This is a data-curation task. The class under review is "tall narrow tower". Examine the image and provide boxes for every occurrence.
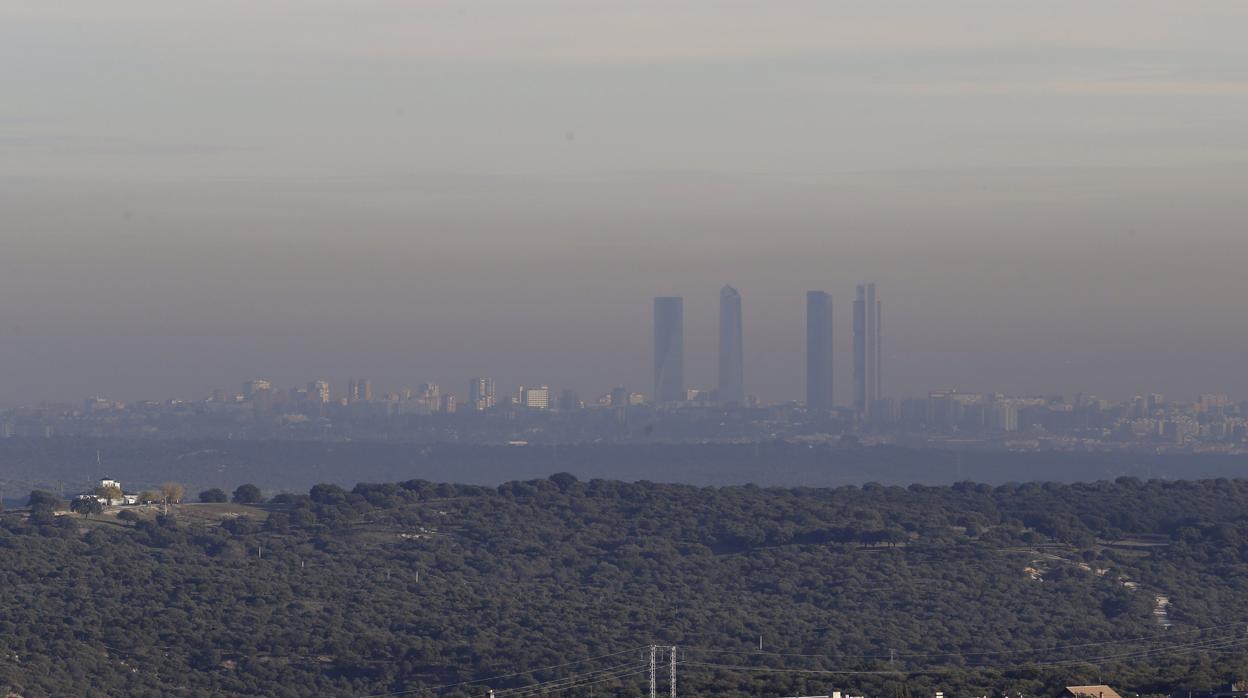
[718,286,745,406]
[853,283,882,415]
[468,377,496,410]
[653,297,684,404]
[805,290,834,410]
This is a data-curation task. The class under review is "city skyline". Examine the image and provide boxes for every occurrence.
[13,369,1248,456]
[59,371,1238,415]
[22,279,1248,413]
[11,283,1248,452]
[7,175,1248,410]
[9,276,1248,409]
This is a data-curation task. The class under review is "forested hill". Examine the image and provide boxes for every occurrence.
[6,436,1248,498]
[5,476,1248,697]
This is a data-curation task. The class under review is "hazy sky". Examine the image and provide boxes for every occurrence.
[3,1,1248,406]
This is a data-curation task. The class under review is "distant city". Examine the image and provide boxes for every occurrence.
[3,282,1245,453]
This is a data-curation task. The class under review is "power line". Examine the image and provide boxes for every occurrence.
[677,632,1248,678]
[508,667,651,697]
[679,660,906,676]
[953,633,1248,670]
[361,645,651,698]
[682,620,1248,662]
[495,666,651,698]
[1021,635,1248,669]
[492,659,645,696]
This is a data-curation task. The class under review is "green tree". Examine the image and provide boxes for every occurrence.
[94,484,123,506]
[232,484,264,504]
[70,497,103,517]
[198,488,228,503]
[27,489,60,512]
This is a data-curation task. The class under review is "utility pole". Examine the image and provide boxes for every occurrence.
[649,645,657,698]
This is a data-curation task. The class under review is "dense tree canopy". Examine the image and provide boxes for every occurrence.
[232,483,264,504]
[94,484,123,506]
[3,476,1248,697]
[26,489,59,512]
[69,497,102,517]
[198,488,228,503]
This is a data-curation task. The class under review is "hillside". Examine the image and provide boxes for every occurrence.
[3,476,1248,697]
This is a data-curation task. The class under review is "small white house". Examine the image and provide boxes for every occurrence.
[92,478,138,506]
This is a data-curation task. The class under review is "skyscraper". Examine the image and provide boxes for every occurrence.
[718,285,745,406]
[520,385,551,410]
[853,283,882,415]
[557,389,580,411]
[653,296,684,403]
[242,379,271,400]
[468,377,496,410]
[308,380,330,404]
[805,291,834,410]
[417,383,441,411]
[347,379,372,404]
[609,386,628,408]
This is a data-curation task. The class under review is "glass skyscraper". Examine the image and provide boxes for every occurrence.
[653,296,684,404]
[718,286,745,406]
[853,283,882,415]
[805,290,834,410]
[468,377,496,411]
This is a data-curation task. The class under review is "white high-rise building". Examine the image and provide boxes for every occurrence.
[520,385,551,410]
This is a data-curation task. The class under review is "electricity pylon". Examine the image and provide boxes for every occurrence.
[649,645,677,698]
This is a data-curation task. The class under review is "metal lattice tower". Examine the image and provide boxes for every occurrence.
[649,645,677,698]
[649,646,658,698]
[670,646,677,698]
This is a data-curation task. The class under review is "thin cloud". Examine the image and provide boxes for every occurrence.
[870,78,1248,97]
[7,1,1248,63]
